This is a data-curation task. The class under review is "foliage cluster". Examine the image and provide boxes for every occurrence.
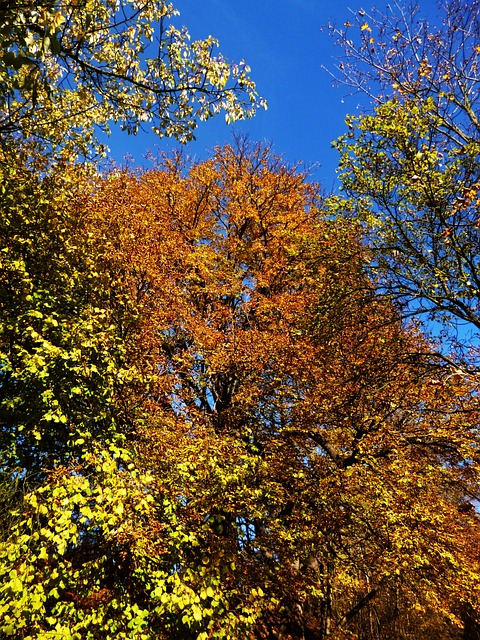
[331,0,480,359]
[0,0,265,157]
[1,1,480,640]
[1,140,479,639]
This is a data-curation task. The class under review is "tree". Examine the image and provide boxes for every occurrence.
[0,0,265,157]
[2,141,478,639]
[331,0,480,362]
[0,149,151,480]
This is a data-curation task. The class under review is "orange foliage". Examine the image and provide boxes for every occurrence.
[83,140,480,639]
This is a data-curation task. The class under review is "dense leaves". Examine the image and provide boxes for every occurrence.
[0,0,265,157]
[2,141,479,639]
[1,1,480,637]
[0,151,137,475]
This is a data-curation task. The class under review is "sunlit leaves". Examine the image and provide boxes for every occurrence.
[0,446,158,639]
[0,0,265,158]
[1,140,480,638]
[333,0,480,360]
[0,151,136,474]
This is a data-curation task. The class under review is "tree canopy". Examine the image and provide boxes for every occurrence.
[0,0,265,157]
[1,0,480,638]
[331,0,480,361]
[1,140,480,639]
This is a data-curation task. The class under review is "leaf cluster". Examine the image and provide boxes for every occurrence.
[2,141,479,639]
[0,0,265,158]
[332,0,480,361]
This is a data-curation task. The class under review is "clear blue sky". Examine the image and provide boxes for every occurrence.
[103,0,442,191]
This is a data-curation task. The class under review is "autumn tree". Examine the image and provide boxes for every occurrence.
[0,0,264,158]
[331,0,480,364]
[3,141,478,638]
[92,140,480,639]
[328,2,480,634]
[0,0,265,473]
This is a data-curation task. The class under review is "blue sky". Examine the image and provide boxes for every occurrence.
[103,0,441,191]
